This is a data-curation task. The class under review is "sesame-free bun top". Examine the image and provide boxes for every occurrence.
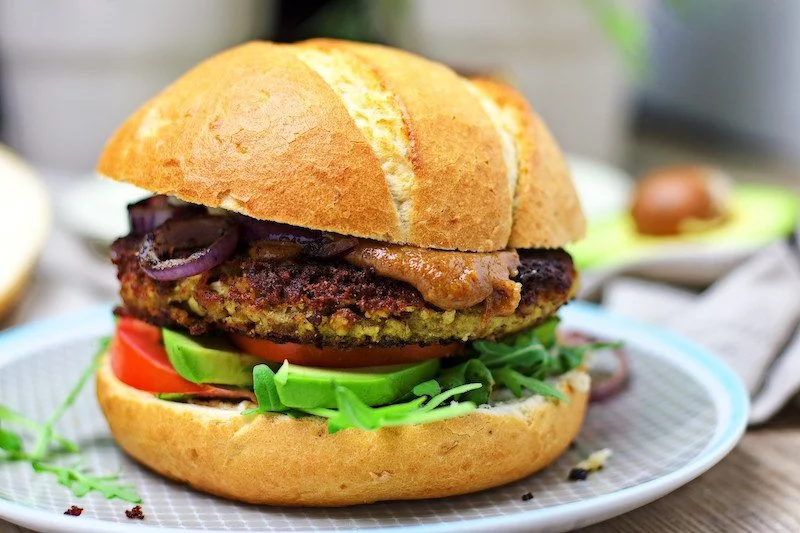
[97,39,584,252]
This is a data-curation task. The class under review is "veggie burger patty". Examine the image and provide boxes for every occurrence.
[112,235,577,347]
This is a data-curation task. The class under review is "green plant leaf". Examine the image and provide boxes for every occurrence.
[474,339,549,370]
[412,379,441,397]
[306,383,482,434]
[493,367,569,403]
[333,385,381,431]
[1,335,141,502]
[396,401,477,427]
[437,359,494,404]
[0,406,77,456]
[555,341,622,374]
[416,383,482,413]
[533,317,560,348]
[30,336,107,459]
[0,428,23,454]
[243,364,289,415]
[32,462,142,503]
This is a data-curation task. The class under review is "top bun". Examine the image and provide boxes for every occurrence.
[98,39,584,252]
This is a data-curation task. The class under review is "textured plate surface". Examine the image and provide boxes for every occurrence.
[0,302,748,533]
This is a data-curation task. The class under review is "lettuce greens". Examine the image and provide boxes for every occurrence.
[242,363,482,433]
[243,318,620,433]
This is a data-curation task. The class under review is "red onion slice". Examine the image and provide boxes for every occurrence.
[560,330,630,403]
[248,241,303,261]
[238,216,358,258]
[128,195,205,236]
[138,217,238,281]
[589,347,629,402]
[304,236,359,258]
[238,217,323,245]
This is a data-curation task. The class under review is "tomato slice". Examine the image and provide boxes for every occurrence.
[111,317,207,393]
[230,335,461,368]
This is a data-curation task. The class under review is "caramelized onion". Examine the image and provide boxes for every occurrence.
[127,195,205,236]
[138,217,238,281]
[239,217,357,258]
[304,236,359,258]
[238,218,322,245]
[248,241,303,261]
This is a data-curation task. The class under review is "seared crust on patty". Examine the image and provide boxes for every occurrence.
[112,236,576,346]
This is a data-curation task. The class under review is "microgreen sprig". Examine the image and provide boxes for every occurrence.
[243,363,483,433]
[462,317,621,403]
[0,336,142,502]
[306,383,482,434]
[32,462,141,503]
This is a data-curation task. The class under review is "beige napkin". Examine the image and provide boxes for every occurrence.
[583,233,800,425]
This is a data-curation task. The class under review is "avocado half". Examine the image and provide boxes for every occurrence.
[569,184,799,271]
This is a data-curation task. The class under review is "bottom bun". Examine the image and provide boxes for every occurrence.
[96,356,589,506]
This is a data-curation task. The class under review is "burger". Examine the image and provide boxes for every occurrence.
[96,39,589,506]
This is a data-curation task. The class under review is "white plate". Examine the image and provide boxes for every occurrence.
[0,302,748,533]
[58,178,149,245]
[566,154,633,222]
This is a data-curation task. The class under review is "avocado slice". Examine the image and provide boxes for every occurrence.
[274,359,440,409]
[162,328,264,386]
[569,184,799,270]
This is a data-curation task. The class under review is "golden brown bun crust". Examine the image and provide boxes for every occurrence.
[97,40,584,252]
[471,78,586,248]
[96,358,588,506]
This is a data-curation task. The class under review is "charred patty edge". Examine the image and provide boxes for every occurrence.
[112,236,577,347]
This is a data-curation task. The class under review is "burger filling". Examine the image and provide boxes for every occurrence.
[109,195,609,432]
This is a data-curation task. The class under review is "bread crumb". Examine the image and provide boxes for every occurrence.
[125,505,145,520]
[568,448,612,481]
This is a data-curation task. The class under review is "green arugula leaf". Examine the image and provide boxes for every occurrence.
[242,364,289,415]
[416,383,482,413]
[0,428,23,454]
[331,386,381,432]
[554,341,622,375]
[30,336,108,460]
[32,462,142,503]
[1,335,142,503]
[533,317,560,348]
[396,401,477,427]
[437,360,493,405]
[412,379,441,397]
[474,339,549,371]
[0,403,78,460]
[493,367,569,403]
[307,383,482,434]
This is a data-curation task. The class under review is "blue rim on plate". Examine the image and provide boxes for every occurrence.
[0,302,749,533]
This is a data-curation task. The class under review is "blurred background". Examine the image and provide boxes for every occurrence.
[0,0,798,326]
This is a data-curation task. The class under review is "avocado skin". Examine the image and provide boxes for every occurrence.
[162,328,264,386]
[274,359,440,409]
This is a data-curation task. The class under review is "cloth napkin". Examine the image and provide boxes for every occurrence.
[581,231,800,425]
